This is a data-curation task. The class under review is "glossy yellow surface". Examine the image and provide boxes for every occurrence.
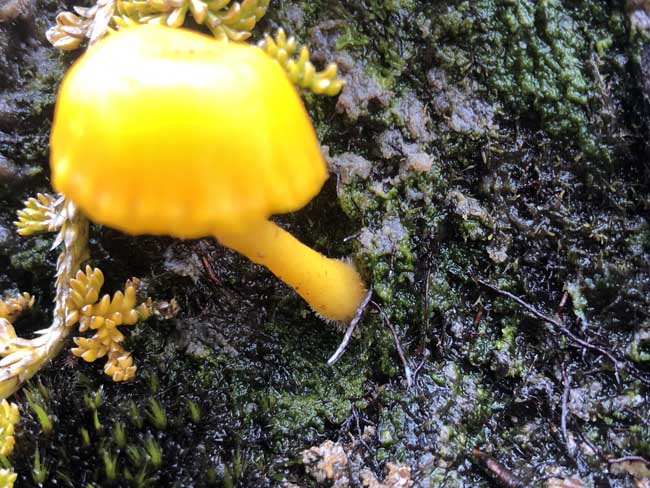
[51,25,327,238]
[51,25,367,322]
[218,221,367,323]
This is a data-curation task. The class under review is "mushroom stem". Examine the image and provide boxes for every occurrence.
[215,220,367,323]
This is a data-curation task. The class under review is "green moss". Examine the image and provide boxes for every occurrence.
[372,362,502,471]
[629,326,650,363]
[10,237,53,272]
[335,25,370,50]
[429,0,627,161]
[426,272,457,315]
[627,221,650,254]
[459,219,488,241]
[343,168,447,325]
[260,320,370,444]
[4,0,650,486]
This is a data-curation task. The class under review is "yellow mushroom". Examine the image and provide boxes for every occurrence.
[50,25,367,322]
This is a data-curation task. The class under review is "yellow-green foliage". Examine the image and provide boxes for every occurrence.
[114,0,270,41]
[0,400,19,457]
[45,1,345,97]
[14,193,60,236]
[0,194,160,402]
[0,468,17,488]
[46,0,270,50]
[0,399,19,487]
[24,384,54,436]
[259,28,345,96]
[66,266,153,382]
[0,196,86,401]
[0,292,34,324]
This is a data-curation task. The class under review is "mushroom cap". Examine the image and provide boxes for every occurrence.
[50,25,328,238]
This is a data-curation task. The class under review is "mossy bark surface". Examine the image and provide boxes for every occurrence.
[2,0,650,486]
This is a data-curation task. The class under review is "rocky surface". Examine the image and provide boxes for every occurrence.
[1,0,650,486]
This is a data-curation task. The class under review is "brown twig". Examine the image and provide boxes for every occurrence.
[577,430,605,462]
[473,308,484,327]
[607,455,650,466]
[472,449,526,488]
[200,254,221,286]
[327,289,373,366]
[412,351,427,381]
[371,301,413,388]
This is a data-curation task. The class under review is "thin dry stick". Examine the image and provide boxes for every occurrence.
[607,455,650,466]
[199,254,221,286]
[476,279,650,387]
[412,267,432,382]
[327,289,373,366]
[371,301,413,388]
[472,449,526,488]
[560,365,572,453]
[577,430,605,461]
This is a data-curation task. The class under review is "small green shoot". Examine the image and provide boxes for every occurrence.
[146,372,159,394]
[113,421,127,449]
[83,388,103,411]
[223,466,233,488]
[187,399,201,424]
[145,398,167,430]
[206,465,217,485]
[102,449,119,482]
[25,387,53,436]
[126,445,143,469]
[80,427,91,447]
[36,380,50,403]
[144,436,163,470]
[128,400,143,429]
[84,388,103,432]
[31,448,50,485]
[124,466,155,488]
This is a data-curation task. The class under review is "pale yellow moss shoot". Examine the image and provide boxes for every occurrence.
[0,398,19,487]
[0,399,19,457]
[50,25,367,322]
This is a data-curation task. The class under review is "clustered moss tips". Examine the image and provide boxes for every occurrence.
[46,0,345,96]
[14,193,62,236]
[0,292,48,401]
[0,400,19,457]
[66,266,153,382]
[65,266,105,326]
[47,11,91,50]
[0,198,88,402]
[114,0,270,42]
[45,0,115,50]
[31,448,49,485]
[46,0,270,50]
[0,195,167,401]
[46,1,347,100]
[0,469,16,488]
[0,292,34,324]
[0,399,19,487]
[259,28,345,96]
